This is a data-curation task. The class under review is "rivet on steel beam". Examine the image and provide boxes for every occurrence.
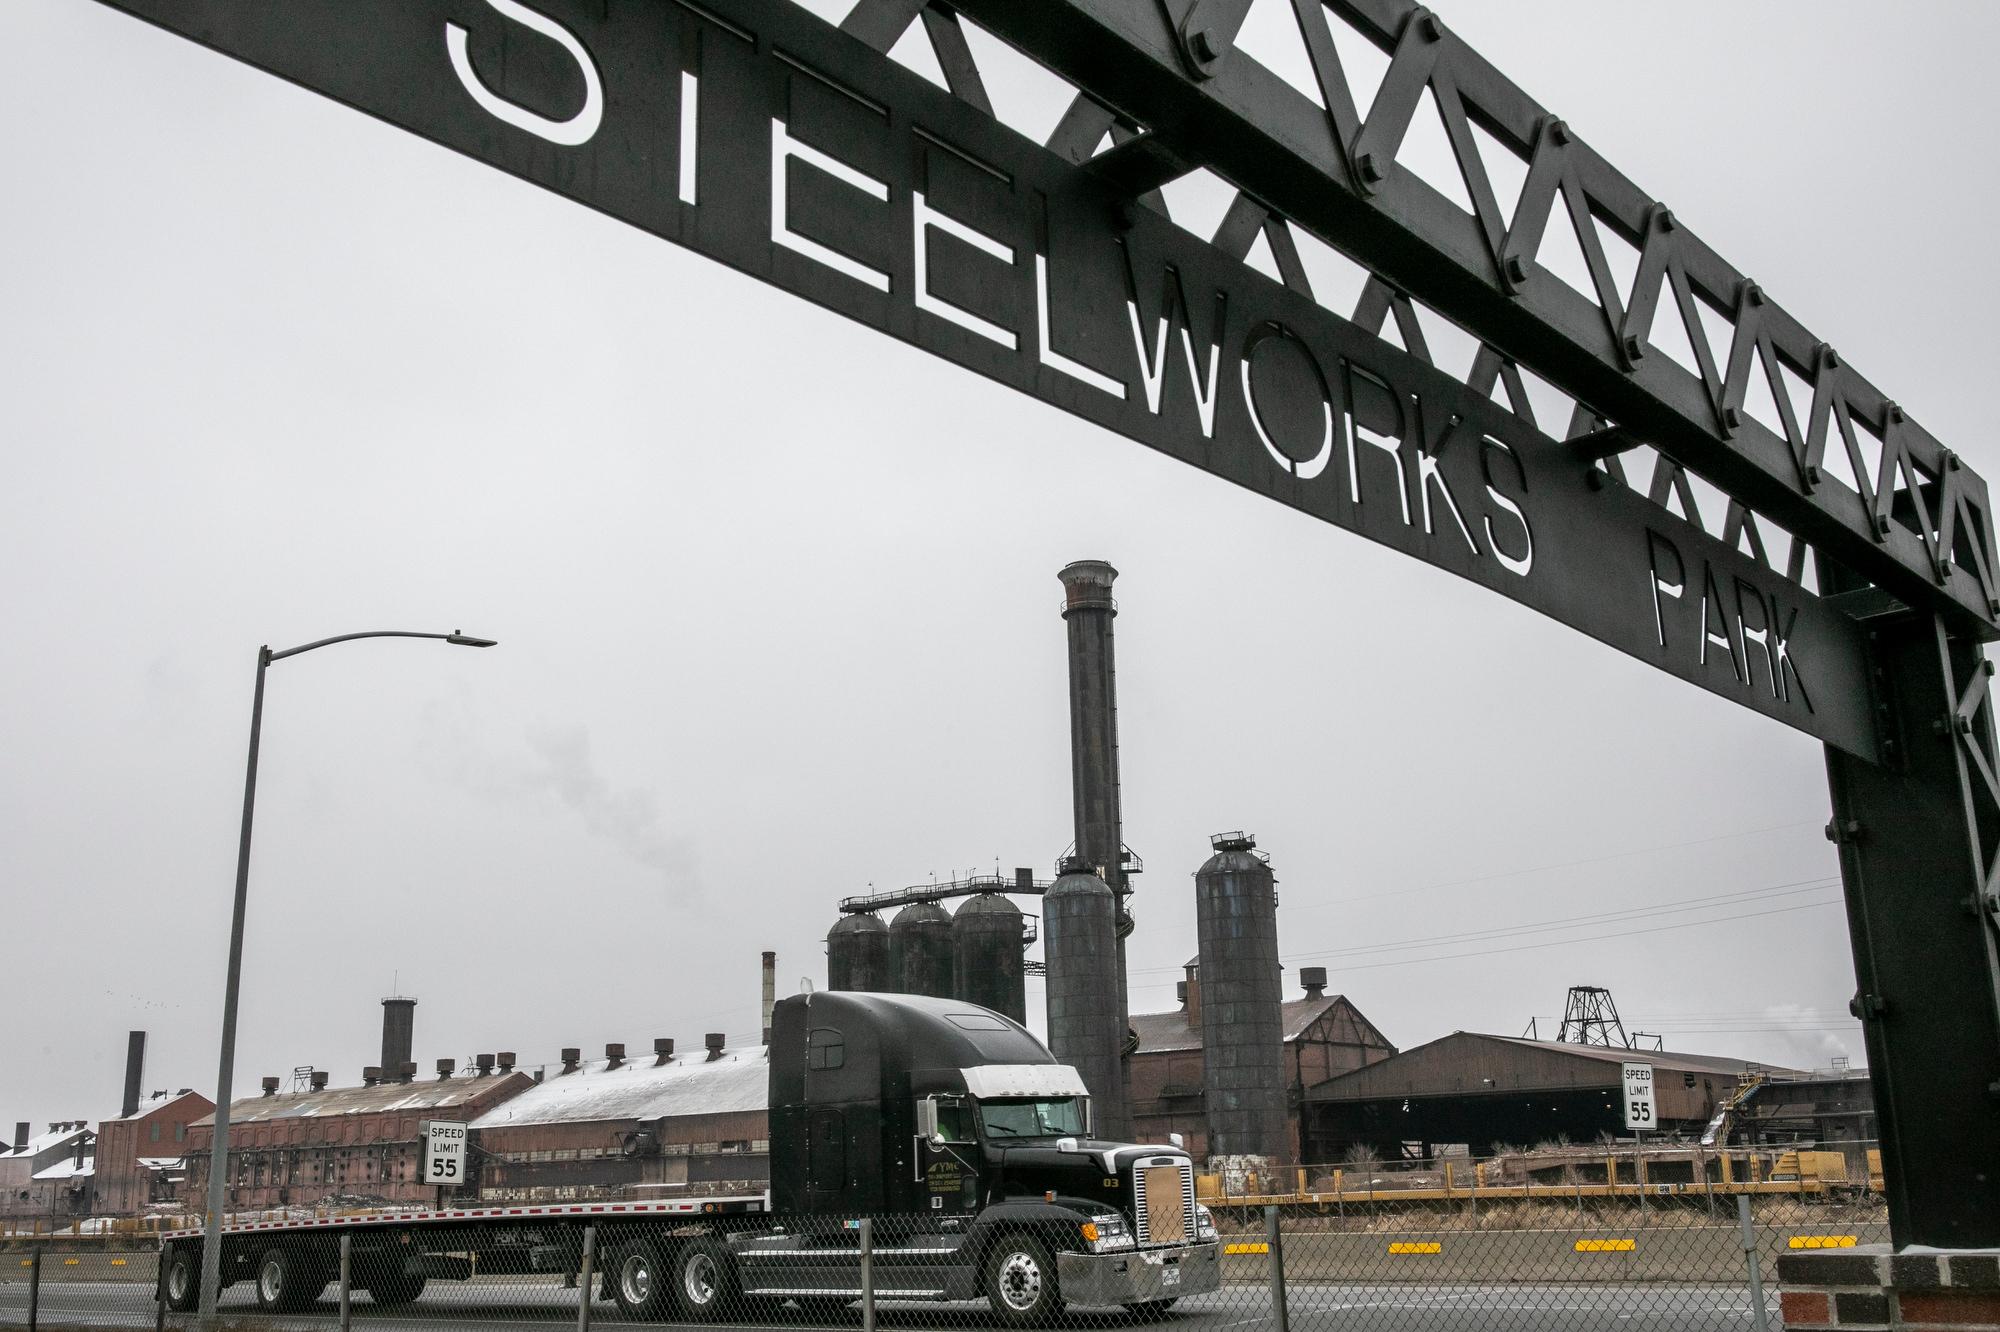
[1721,405,1742,433]
[1547,119,1571,146]
[1188,28,1221,63]
[1956,713,1974,734]
[1656,207,1676,232]
[1821,345,1841,369]
[1802,464,1822,490]
[1585,468,1609,492]
[1848,993,1887,1020]
[1415,11,1443,41]
[1621,334,1645,362]
[1357,152,1385,183]
[1946,450,1963,471]
[1939,559,1955,582]
[1886,403,1905,426]
[1982,660,1994,677]
[1503,254,1530,285]
[1743,282,1765,308]
[1874,514,1893,538]
[1824,818,1861,844]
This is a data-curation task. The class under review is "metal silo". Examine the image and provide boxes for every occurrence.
[1042,858,1130,1137]
[952,892,1027,1024]
[890,902,955,998]
[826,912,891,992]
[1195,832,1289,1163]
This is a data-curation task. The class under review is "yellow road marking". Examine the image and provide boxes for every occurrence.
[1389,1242,1442,1255]
[1223,1242,1270,1255]
[1788,1235,1858,1249]
[111,1258,127,1266]
[64,1258,79,1266]
[1575,1238,1636,1252]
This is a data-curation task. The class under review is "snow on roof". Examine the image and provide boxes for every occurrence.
[104,1091,205,1123]
[471,1048,769,1129]
[33,1156,95,1181]
[1478,1033,1801,1078]
[3,1126,91,1159]
[1131,994,1358,1054]
[200,1072,530,1125]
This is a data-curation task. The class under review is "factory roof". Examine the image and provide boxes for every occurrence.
[103,1091,206,1124]
[196,1072,532,1125]
[32,1156,95,1181]
[1305,1031,1802,1102]
[471,1048,769,1129]
[1130,993,1389,1054]
[2,1126,92,1159]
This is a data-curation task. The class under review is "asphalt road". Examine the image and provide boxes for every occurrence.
[0,1278,1781,1332]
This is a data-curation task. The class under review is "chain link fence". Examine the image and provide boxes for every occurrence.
[0,1181,1885,1331]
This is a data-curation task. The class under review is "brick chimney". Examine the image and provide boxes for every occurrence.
[1183,959,1202,1030]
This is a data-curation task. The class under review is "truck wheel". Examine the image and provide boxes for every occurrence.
[670,1238,739,1322]
[984,1235,1063,1326]
[254,1246,325,1312]
[609,1241,672,1320]
[365,1273,429,1308]
[161,1249,200,1312]
[1124,1298,1179,1318]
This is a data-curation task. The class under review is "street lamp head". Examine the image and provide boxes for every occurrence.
[445,631,498,648]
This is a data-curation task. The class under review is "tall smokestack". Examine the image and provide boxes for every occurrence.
[1196,833,1289,1164]
[121,1032,147,1120]
[1043,857,1128,1136]
[1058,560,1133,1119]
[761,951,777,1045]
[380,995,416,1077]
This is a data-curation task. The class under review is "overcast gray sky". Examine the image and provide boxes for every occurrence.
[6,0,1994,1135]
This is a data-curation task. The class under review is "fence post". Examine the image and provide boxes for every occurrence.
[155,1236,167,1332]
[27,1248,41,1332]
[337,1233,352,1332]
[1264,1205,1289,1332]
[1736,1194,1771,1332]
[575,1225,596,1332]
[859,1218,876,1332]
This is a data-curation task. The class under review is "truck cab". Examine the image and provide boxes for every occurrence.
[709,991,1219,1324]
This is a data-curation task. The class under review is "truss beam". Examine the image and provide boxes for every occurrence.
[952,0,2000,639]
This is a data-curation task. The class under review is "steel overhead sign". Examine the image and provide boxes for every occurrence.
[92,0,1877,760]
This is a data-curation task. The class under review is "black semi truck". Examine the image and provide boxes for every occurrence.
[159,992,1220,1324]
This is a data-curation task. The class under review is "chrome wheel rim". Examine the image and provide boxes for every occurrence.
[682,1252,716,1305]
[259,1260,283,1303]
[997,1250,1042,1312]
[621,1254,653,1305]
[167,1260,191,1302]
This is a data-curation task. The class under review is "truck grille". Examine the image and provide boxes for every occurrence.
[1132,1158,1195,1245]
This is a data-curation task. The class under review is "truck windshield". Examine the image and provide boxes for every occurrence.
[977,1097,1087,1139]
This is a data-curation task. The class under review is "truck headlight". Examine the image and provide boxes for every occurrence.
[1194,1204,1218,1242]
[1082,1214,1134,1252]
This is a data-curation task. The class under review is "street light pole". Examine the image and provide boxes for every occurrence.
[196,630,496,1326]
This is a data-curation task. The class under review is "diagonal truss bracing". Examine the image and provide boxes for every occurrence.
[948,0,2000,639]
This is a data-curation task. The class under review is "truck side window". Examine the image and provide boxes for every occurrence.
[807,1028,845,1070]
[933,1100,974,1143]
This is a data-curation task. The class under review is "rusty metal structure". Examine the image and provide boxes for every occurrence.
[1194,833,1289,1163]
[87,0,2000,1248]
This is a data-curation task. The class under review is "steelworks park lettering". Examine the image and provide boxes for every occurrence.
[93,0,1878,759]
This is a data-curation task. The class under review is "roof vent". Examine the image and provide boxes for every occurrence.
[605,1042,625,1070]
[705,1033,726,1061]
[436,1058,455,1080]
[362,1066,382,1087]
[399,1061,418,1083]
[496,1052,516,1073]
[310,1071,330,1091]
[654,1038,675,1066]
[561,1047,581,1075]
[260,1077,280,1097]
[475,1054,494,1077]
[1300,966,1328,999]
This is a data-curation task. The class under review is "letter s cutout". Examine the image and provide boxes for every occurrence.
[446,0,603,147]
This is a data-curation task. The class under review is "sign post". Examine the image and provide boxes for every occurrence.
[421,1120,466,1204]
[1623,1062,1655,1214]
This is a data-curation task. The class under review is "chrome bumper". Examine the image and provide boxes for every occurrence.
[1057,1242,1221,1307]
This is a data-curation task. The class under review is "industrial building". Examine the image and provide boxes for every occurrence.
[93,1090,209,1215]
[1300,1031,1796,1161]
[1129,963,1395,1162]
[468,1037,769,1201]
[0,1122,95,1221]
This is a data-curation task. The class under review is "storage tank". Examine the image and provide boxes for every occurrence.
[1195,832,1288,1162]
[826,912,891,992]
[952,892,1027,1023]
[1042,858,1130,1137]
[890,902,955,998]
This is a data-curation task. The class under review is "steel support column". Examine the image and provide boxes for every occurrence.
[1824,616,2000,1248]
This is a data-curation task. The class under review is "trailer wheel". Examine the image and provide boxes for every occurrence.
[609,1240,672,1320]
[670,1238,738,1322]
[984,1234,1063,1326]
[364,1273,428,1308]
[161,1248,200,1312]
[254,1245,325,1313]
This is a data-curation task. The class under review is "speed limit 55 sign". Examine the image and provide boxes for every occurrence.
[1621,1062,1656,1131]
[423,1120,467,1185]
